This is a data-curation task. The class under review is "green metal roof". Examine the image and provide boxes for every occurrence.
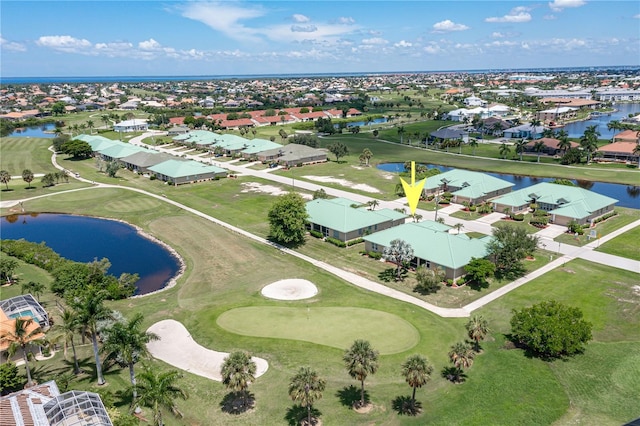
[491,182,618,219]
[363,221,490,269]
[149,159,227,178]
[306,198,406,233]
[241,139,283,154]
[424,169,513,195]
[98,143,153,159]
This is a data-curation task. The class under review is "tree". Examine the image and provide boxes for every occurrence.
[50,308,82,375]
[580,125,600,164]
[465,315,490,352]
[41,173,56,187]
[414,265,444,295]
[61,139,93,159]
[510,299,596,360]
[453,223,464,234]
[0,170,11,190]
[486,224,538,279]
[533,140,546,162]
[463,258,496,288]
[499,143,511,159]
[51,101,66,116]
[22,169,34,189]
[0,257,18,283]
[221,350,257,409]
[21,281,45,302]
[327,142,348,162]
[103,313,159,407]
[382,239,414,281]
[267,192,309,247]
[360,148,373,166]
[447,341,475,382]
[0,362,24,395]
[469,139,478,156]
[71,287,113,385]
[1,317,46,387]
[368,199,379,211]
[86,120,94,134]
[634,143,640,168]
[397,126,405,144]
[289,366,326,426]
[312,188,328,199]
[106,160,120,178]
[514,139,527,161]
[343,340,379,408]
[135,365,188,426]
[401,354,433,411]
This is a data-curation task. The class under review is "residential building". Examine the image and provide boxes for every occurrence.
[148,159,227,185]
[422,169,513,205]
[524,138,580,156]
[113,119,149,132]
[503,124,545,139]
[257,143,327,167]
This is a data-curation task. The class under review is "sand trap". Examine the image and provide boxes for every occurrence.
[241,182,312,199]
[302,175,381,193]
[261,279,318,300]
[147,320,269,381]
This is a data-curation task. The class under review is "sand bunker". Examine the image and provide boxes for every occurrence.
[302,175,381,193]
[241,182,312,199]
[261,279,319,300]
[147,320,269,381]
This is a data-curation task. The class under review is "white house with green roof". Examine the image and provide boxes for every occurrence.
[491,182,618,226]
[173,130,219,148]
[423,169,513,205]
[363,221,491,280]
[306,198,407,243]
[148,159,227,185]
[258,144,327,167]
[240,139,283,159]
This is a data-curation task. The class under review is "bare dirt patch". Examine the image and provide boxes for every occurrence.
[301,175,381,193]
[241,182,312,199]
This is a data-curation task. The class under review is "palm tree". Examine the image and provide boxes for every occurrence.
[533,139,546,162]
[50,308,82,375]
[289,366,326,426]
[499,143,511,159]
[101,114,110,129]
[135,365,188,426]
[607,120,622,141]
[515,139,527,161]
[580,125,600,164]
[22,169,34,189]
[469,139,478,156]
[103,313,159,407]
[361,148,373,166]
[401,354,433,411]
[556,130,571,154]
[453,223,464,235]
[343,339,379,408]
[448,341,475,382]
[0,170,11,190]
[397,126,405,144]
[20,281,45,302]
[71,287,112,385]
[1,317,46,387]
[221,351,257,409]
[368,200,380,211]
[86,120,95,134]
[465,315,490,352]
[633,143,640,168]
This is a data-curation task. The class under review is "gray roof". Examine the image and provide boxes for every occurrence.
[430,128,467,140]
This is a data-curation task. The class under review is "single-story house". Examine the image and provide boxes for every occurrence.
[0,381,113,426]
[148,159,227,185]
[613,129,640,143]
[75,134,119,152]
[429,128,468,144]
[119,151,175,173]
[596,142,639,163]
[240,139,283,159]
[96,142,155,161]
[363,220,492,281]
[524,138,580,156]
[306,197,407,243]
[503,124,545,140]
[257,143,327,167]
[1,294,49,362]
[423,169,514,205]
[492,182,618,226]
[113,119,148,132]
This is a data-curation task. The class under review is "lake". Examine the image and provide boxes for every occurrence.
[0,214,181,295]
[376,163,640,209]
[8,123,57,138]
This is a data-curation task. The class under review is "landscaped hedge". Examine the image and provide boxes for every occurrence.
[360,250,382,260]
[347,238,364,247]
[309,230,324,239]
[326,237,346,247]
[512,214,525,221]
[592,210,618,224]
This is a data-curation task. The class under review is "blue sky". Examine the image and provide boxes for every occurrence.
[1,0,639,77]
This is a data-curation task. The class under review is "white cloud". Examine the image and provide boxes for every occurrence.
[424,43,443,54]
[394,40,412,47]
[549,0,586,12]
[492,32,506,38]
[338,17,355,25]
[180,2,265,42]
[544,14,558,20]
[0,35,26,52]
[291,24,317,33]
[292,14,309,23]
[431,20,469,33]
[36,35,92,53]
[361,37,388,45]
[485,7,532,23]
[138,38,162,50]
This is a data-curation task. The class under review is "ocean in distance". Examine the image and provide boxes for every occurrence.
[2,65,638,85]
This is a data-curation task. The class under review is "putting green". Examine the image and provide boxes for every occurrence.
[217,306,419,355]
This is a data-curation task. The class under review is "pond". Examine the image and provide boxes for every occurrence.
[8,123,57,138]
[376,163,640,209]
[0,214,181,295]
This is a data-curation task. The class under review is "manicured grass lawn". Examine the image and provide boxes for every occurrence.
[217,307,420,355]
[0,137,58,175]
[596,225,640,260]
[554,207,640,247]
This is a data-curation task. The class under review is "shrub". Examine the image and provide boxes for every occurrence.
[533,209,548,217]
[309,230,324,239]
[149,175,157,180]
[347,238,364,247]
[592,210,617,224]
[469,205,477,212]
[567,220,584,235]
[512,214,525,221]
[529,216,549,226]
[365,251,382,260]
[326,237,346,248]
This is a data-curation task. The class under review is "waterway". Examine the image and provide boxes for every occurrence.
[376,163,640,209]
[0,214,181,295]
[7,123,56,138]
[562,102,640,138]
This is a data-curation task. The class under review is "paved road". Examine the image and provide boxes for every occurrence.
[2,135,637,318]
